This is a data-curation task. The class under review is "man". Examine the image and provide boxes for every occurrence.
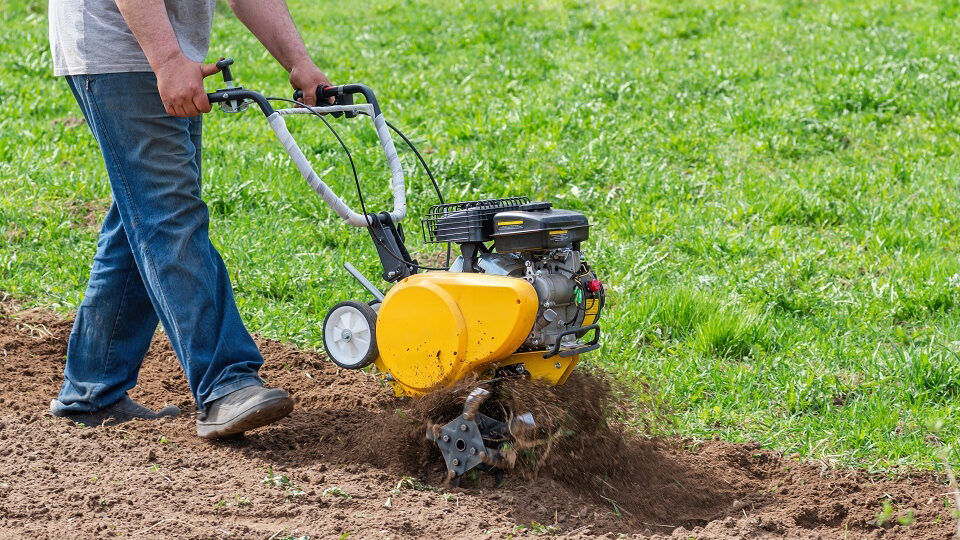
[47,0,332,438]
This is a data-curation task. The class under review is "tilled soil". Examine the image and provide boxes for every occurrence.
[0,298,956,539]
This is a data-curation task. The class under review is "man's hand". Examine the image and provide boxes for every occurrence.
[115,0,221,117]
[289,61,335,107]
[155,55,221,117]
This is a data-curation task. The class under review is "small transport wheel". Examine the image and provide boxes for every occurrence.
[322,300,379,369]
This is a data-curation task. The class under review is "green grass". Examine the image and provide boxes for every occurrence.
[3,0,960,472]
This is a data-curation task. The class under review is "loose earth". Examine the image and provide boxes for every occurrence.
[0,298,955,539]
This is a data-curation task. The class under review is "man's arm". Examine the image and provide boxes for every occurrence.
[115,0,221,117]
[226,0,333,106]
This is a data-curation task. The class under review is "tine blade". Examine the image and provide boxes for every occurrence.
[462,387,491,420]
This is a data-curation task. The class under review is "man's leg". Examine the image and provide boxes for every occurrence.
[53,201,169,410]
[56,72,273,416]
[52,76,175,421]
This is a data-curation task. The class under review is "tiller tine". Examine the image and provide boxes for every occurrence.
[426,387,535,486]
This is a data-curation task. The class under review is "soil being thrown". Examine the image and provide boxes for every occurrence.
[0,298,955,539]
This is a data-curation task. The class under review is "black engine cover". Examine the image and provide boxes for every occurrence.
[492,202,589,252]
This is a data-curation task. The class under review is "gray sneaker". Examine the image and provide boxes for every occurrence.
[50,394,181,427]
[197,385,294,439]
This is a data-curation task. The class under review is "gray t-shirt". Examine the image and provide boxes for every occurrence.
[49,0,216,76]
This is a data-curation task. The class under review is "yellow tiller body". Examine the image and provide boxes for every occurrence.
[373,272,590,396]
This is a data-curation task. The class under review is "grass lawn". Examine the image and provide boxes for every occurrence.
[3,0,960,472]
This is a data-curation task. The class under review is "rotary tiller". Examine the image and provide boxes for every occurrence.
[206,59,605,485]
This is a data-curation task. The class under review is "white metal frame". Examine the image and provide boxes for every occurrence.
[266,103,406,227]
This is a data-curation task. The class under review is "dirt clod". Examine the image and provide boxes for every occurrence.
[0,299,955,538]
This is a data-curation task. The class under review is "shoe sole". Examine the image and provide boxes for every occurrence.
[197,395,294,439]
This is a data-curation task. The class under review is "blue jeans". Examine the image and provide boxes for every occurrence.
[51,72,263,414]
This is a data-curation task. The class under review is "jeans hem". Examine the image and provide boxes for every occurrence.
[202,376,263,410]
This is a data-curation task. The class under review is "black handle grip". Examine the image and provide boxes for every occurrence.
[206,88,274,116]
[293,85,338,102]
[293,86,355,118]
[292,84,380,117]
